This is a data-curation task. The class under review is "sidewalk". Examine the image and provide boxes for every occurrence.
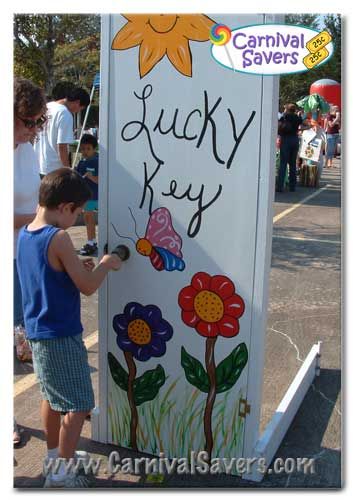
[14,160,341,488]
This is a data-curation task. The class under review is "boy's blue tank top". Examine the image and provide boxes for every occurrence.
[16,225,83,340]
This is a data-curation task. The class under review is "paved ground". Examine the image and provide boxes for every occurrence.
[14,160,341,489]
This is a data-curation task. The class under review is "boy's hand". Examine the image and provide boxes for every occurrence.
[101,253,122,271]
[83,173,98,183]
[53,230,119,296]
[82,258,95,272]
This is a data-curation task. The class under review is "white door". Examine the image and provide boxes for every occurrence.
[97,13,278,470]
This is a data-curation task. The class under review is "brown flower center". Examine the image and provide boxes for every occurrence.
[148,15,178,34]
[128,319,152,345]
[194,290,224,323]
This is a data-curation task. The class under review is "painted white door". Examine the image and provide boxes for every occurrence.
[97,13,278,469]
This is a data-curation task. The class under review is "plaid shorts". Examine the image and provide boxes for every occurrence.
[29,334,95,413]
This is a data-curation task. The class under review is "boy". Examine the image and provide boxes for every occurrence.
[35,87,90,176]
[16,169,122,488]
[75,134,99,256]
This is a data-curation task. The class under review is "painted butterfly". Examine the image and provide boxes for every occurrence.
[112,207,185,272]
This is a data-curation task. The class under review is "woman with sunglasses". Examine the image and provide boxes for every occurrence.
[14,78,47,445]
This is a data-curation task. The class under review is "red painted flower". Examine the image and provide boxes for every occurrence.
[178,272,245,338]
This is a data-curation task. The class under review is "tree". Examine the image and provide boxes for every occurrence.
[14,15,100,94]
[285,14,320,30]
[318,14,341,82]
[53,36,100,93]
[279,14,341,109]
[279,14,320,108]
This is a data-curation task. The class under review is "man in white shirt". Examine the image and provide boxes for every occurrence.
[35,87,90,176]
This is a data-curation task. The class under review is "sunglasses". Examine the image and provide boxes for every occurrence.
[17,114,48,129]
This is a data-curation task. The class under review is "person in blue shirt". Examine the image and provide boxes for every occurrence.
[75,134,99,256]
[17,168,122,488]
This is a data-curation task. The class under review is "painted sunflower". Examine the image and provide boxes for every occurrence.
[113,302,173,361]
[111,14,215,78]
[178,272,245,338]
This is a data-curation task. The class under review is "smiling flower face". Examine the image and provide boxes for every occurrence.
[112,14,215,78]
[113,302,173,361]
[178,272,245,338]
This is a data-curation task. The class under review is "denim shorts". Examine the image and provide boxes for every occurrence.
[29,334,95,413]
[326,134,339,160]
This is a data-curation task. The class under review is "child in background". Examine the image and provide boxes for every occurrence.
[76,134,99,256]
[17,169,122,488]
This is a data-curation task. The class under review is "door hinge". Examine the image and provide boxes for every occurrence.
[238,398,251,418]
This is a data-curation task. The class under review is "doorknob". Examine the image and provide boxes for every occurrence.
[112,244,130,261]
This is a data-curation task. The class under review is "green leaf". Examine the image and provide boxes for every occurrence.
[133,365,166,406]
[215,343,248,394]
[108,352,128,392]
[181,346,210,393]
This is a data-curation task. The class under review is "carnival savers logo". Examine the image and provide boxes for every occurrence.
[210,24,334,75]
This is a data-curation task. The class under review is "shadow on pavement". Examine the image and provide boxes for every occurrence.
[271,233,341,273]
[256,368,341,488]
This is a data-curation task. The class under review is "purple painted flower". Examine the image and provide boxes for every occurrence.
[112,302,173,362]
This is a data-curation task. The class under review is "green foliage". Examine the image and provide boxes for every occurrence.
[285,14,320,30]
[133,364,166,406]
[108,351,128,391]
[181,343,248,394]
[279,14,341,108]
[181,346,210,392]
[215,343,248,393]
[54,35,100,93]
[108,352,166,406]
[109,378,246,462]
[320,14,341,82]
[14,14,100,94]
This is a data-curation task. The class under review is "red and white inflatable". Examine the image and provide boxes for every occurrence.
[310,78,341,109]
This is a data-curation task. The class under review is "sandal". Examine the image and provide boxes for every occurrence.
[13,419,21,446]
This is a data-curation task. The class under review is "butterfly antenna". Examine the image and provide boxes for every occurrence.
[128,207,141,239]
[110,223,135,244]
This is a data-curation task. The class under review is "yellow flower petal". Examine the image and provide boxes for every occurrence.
[166,37,192,77]
[147,15,178,34]
[111,21,145,50]
[111,13,216,78]
[122,14,149,24]
[177,14,216,41]
[139,38,167,78]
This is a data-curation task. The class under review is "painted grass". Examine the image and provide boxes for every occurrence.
[108,374,246,467]
[108,384,131,447]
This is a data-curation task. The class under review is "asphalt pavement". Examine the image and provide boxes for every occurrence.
[14,159,341,489]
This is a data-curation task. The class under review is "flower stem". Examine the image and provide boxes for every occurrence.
[204,336,217,461]
[124,351,138,451]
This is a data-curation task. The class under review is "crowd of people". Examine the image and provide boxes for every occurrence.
[13,77,123,487]
[276,102,341,192]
